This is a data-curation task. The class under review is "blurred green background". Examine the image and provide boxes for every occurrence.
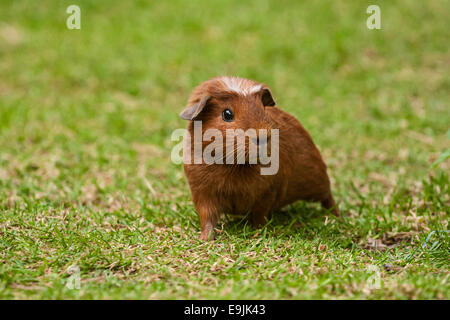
[0,0,448,299]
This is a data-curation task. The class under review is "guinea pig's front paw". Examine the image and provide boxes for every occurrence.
[199,229,215,241]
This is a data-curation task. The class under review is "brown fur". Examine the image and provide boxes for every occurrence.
[180,77,339,240]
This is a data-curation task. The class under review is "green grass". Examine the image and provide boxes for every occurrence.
[0,0,449,299]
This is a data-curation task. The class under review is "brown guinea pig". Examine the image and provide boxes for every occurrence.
[180,76,339,240]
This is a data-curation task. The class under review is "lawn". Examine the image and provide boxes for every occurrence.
[0,0,448,299]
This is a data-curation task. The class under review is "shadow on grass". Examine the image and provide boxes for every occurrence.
[218,201,349,245]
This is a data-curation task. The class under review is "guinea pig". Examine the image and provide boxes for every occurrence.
[180,76,339,240]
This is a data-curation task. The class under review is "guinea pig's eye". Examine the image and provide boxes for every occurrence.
[222,109,234,122]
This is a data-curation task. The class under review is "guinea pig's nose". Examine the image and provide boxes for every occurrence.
[251,136,267,146]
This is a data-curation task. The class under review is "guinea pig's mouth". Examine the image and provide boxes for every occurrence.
[222,140,272,166]
[193,127,276,168]
[251,137,268,146]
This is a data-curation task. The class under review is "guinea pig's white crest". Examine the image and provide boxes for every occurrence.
[219,76,262,96]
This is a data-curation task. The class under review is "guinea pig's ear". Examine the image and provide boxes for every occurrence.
[261,88,276,107]
[179,95,211,120]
